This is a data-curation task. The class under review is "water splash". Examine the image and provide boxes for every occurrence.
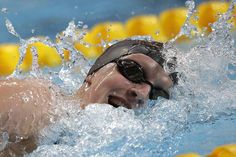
[1,0,236,156]
[0,132,9,151]
[4,20,92,92]
[164,0,236,125]
[28,103,185,157]
[30,46,42,77]
[56,20,92,92]
[5,18,21,39]
[170,0,198,43]
[1,8,8,14]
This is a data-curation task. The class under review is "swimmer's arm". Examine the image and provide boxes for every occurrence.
[0,79,55,155]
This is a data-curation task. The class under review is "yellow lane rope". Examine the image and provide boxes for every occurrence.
[0,1,235,76]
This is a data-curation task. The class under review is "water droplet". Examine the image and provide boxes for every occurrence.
[0,132,9,151]
[78,21,83,26]
[82,25,88,29]
[1,8,8,14]
[22,95,30,102]
[155,31,160,36]
[97,33,102,37]
[185,0,195,11]
[5,18,20,38]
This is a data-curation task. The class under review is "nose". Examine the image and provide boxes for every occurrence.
[127,83,151,100]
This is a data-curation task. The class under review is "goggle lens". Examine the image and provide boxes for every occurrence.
[116,59,170,100]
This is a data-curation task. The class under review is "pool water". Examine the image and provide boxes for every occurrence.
[1,0,236,157]
[177,115,236,155]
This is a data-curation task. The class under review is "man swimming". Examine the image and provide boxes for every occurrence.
[0,39,176,156]
[76,39,175,108]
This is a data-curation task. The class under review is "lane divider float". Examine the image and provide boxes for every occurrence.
[0,1,235,76]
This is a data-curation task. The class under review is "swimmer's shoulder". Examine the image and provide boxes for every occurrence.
[0,78,58,155]
[0,78,57,101]
[0,79,55,105]
[0,78,57,133]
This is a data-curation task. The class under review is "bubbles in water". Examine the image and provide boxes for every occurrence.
[28,103,184,157]
[1,0,236,156]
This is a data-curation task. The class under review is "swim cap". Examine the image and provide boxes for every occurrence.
[87,39,165,76]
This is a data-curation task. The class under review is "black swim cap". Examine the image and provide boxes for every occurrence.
[87,39,165,76]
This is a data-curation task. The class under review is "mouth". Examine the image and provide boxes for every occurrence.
[108,95,131,109]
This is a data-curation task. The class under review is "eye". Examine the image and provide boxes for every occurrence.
[118,59,145,83]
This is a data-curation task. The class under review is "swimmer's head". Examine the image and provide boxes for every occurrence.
[88,39,165,76]
[81,39,176,109]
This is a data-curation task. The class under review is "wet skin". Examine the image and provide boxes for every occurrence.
[0,79,56,156]
[0,53,173,156]
[77,53,173,109]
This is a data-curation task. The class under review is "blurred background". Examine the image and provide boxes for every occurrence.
[0,0,235,75]
[0,0,205,43]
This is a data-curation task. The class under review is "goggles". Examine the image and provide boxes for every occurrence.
[115,58,170,100]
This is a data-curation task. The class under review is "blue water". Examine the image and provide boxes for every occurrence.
[1,0,236,156]
[176,115,236,155]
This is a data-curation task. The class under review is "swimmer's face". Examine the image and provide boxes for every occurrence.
[83,53,173,109]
